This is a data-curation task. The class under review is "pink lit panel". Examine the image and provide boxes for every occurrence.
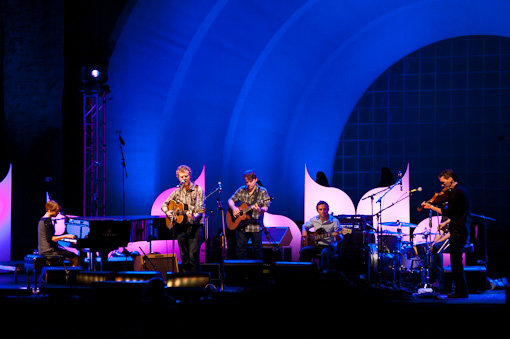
[305,163,411,237]
[144,165,206,263]
[304,164,355,222]
[0,165,12,261]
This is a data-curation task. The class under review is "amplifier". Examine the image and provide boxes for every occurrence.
[133,254,178,280]
[334,215,372,231]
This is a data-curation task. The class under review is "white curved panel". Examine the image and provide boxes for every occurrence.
[304,164,355,222]
[357,164,410,234]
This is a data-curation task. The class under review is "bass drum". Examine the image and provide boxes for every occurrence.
[367,243,398,283]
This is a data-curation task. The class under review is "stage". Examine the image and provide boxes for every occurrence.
[0,263,507,337]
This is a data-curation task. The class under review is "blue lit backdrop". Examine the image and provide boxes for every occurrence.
[107,0,510,223]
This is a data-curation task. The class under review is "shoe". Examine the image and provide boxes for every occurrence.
[447,293,468,299]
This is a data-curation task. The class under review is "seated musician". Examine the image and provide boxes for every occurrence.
[300,201,343,271]
[38,200,79,266]
[161,165,204,272]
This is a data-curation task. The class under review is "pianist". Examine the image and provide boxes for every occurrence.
[38,200,79,266]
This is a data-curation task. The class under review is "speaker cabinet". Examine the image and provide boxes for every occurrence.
[133,254,178,280]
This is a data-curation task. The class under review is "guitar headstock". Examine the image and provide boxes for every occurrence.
[262,196,274,204]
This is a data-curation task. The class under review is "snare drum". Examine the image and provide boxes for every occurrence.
[406,241,428,260]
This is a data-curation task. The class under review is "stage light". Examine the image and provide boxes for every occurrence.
[81,65,108,85]
[90,69,100,78]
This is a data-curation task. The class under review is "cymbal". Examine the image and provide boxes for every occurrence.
[380,221,418,228]
[381,230,408,236]
[413,231,440,236]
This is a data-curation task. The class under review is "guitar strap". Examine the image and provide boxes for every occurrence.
[238,185,263,230]
[254,186,265,230]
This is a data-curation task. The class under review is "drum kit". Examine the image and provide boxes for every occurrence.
[366,220,439,289]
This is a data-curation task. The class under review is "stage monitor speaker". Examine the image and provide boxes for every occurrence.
[76,271,115,285]
[115,271,163,282]
[261,227,292,247]
[133,254,178,280]
[224,260,264,286]
[166,272,210,288]
[40,267,82,285]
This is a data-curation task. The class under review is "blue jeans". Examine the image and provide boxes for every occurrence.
[237,229,263,260]
[176,224,203,272]
[299,244,337,270]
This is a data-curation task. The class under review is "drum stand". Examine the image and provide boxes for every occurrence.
[415,211,436,293]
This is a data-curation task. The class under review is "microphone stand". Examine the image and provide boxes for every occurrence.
[374,180,400,285]
[139,246,158,271]
[117,131,128,217]
[373,189,417,286]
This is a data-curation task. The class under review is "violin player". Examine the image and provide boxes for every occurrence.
[421,169,471,298]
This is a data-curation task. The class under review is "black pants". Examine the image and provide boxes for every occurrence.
[449,234,468,295]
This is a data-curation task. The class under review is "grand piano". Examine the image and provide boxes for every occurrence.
[62,215,166,270]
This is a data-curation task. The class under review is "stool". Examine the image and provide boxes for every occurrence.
[24,254,68,289]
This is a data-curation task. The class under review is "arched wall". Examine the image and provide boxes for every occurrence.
[107,0,510,221]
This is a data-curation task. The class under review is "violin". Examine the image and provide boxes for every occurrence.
[417,186,452,212]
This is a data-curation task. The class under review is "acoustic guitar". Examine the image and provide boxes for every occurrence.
[165,200,205,229]
[302,227,352,247]
[226,196,273,230]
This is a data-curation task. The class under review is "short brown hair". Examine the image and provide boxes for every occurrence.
[316,200,329,210]
[243,170,257,181]
[439,169,458,182]
[45,200,60,213]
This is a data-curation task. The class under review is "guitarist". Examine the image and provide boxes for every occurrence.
[227,170,269,260]
[299,201,343,271]
[161,165,204,272]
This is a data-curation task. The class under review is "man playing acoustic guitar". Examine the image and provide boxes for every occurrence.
[228,170,270,260]
[300,200,345,271]
[161,165,204,272]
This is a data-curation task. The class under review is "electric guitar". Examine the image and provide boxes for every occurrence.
[165,200,205,229]
[302,227,352,247]
[226,196,273,230]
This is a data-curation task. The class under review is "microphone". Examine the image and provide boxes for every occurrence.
[397,171,403,191]
[218,182,222,191]
[116,130,125,146]
[177,180,185,188]
[408,187,422,193]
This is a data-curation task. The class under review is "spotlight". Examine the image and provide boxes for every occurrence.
[81,65,108,84]
[90,69,100,78]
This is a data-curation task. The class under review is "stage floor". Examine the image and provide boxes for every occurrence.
[0,267,507,336]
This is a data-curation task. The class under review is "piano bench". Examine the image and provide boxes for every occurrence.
[24,254,68,289]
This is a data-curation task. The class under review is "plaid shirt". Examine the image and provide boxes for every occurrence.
[230,185,269,232]
[161,183,204,225]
